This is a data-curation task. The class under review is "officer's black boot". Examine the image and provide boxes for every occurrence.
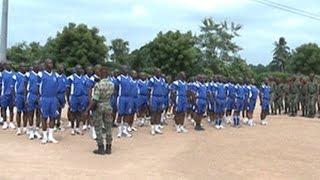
[195,123,205,131]
[105,144,112,155]
[93,144,105,155]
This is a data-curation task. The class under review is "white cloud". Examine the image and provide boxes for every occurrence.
[157,0,249,12]
[131,5,149,18]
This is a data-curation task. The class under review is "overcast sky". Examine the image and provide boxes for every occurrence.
[5,0,320,65]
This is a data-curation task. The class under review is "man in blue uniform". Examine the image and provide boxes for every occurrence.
[171,72,188,133]
[260,78,270,125]
[26,63,42,139]
[15,63,28,135]
[56,64,67,131]
[82,66,95,131]
[127,70,138,133]
[1,62,16,130]
[215,76,227,130]
[226,78,236,125]
[114,65,133,138]
[148,69,166,135]
[39,59,59,144]
[233,80,245,128]
[137,72,149,127]
[191,74,206,131]
[247,79,259,127]
[67,64,86,135]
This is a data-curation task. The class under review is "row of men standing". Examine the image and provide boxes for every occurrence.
[269,73,319,117]
[0,60,101,144]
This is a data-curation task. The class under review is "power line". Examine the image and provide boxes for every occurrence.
[251,0,320,22]
[261,0,320,18]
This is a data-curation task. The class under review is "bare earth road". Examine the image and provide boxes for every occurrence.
[1,109,320,180]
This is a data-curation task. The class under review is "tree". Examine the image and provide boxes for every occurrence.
[197,17,242,74]
[7,41,44,65]
[271,37,290,72]
[109,38,129,64]
[43,23,108,67]
[289,43,320,75]
[130,31,199,78]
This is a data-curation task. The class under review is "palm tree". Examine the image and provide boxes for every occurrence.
[272,37,290,72]
[109,38,129,64]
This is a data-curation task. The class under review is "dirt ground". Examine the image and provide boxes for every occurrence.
[1,107,320,180]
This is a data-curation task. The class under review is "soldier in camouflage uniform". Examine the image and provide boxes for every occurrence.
[274,78,283,115]
[86,66,114,155]
[299,77,308,116]
[269,77,276,115]
[282,77,290,114]
[288,77,299,116]
[307,73,318,118]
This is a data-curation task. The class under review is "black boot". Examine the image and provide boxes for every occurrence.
[93,144,105,155]
[105,144,112,155]
[195,123,205,131]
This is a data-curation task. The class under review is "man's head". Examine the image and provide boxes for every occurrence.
[309,72,315,81]
[45,59,53,71]
[131,70,138,79]
[155,68,161,78]
[75,64,82,75]
[139,72,147,80]
[95,64,102,75]
[19,63,27,73]
[177,71,186,81]
[120,65,129,75]
[99,66,108,78]
[86,66,93,76]
[32,61,40,73]
[57,64,65,74]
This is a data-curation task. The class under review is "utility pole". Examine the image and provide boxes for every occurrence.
[0,0,8,62]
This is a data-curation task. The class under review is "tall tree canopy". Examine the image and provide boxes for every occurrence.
[44,23,108,67]
[7,42,44,64]
[289,43,320,75]
[109,38,129,64]
[271,37,290,72]
[129,30,199,78]
[197,17,242,75]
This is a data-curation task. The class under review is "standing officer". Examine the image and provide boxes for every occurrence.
[288,77,299,116]
[307,73,318,118]
[86,66,114,155]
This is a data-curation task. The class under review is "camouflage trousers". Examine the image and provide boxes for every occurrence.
[288,94,298,115]
[307,94,317,117]
[92,111,113,145]
[300,96,307,116]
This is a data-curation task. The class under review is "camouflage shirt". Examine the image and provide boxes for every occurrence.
[307,80,318,95]
[92,78,114,112]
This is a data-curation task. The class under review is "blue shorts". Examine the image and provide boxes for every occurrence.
[27,93,39,112]
[235,98,244,113]
[248,99,257,112]
[137,95,148,111]
[1,94,14,108]
[150,96,165,113]
[226,97,235,111]
[57,93,66,109]
[69,95,87,112]
[216,98,226,114]
[175,96,188,113]
[15,94,27,112]
[40,97,58,119]
[261,98,270,111]
[195,98,207,115]
[117,96,134,116]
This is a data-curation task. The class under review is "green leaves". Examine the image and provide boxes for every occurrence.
[289,43,320,75]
